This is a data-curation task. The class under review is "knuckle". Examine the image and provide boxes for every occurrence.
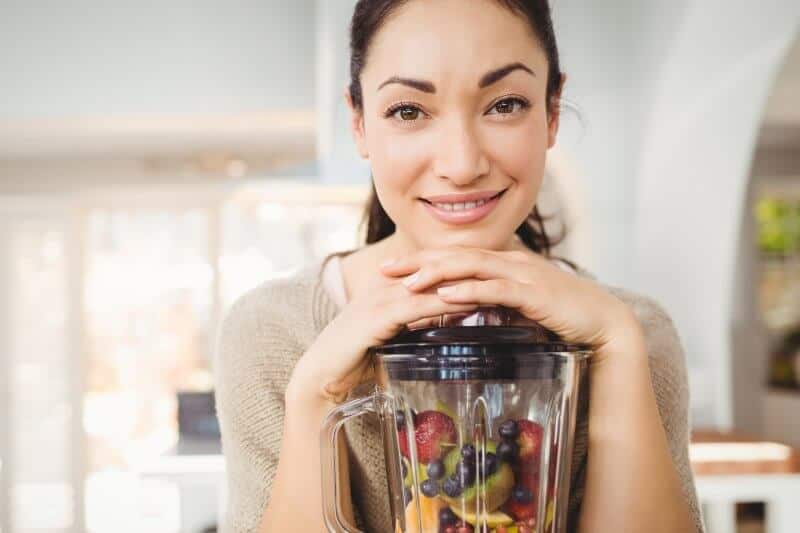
[508,250,529,263]
[492,278,513,293]
[475,249,492,264]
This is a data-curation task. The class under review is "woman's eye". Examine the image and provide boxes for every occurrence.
[390,105,422,121]
[487,97,529,115]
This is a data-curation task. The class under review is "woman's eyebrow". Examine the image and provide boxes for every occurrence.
[377,62,535,93]
[377,76,435,93]
[478,62,535,88]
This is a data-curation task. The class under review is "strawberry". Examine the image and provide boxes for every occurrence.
[413,410,457,463]
[398,428,410,459]
[516,419,544,466]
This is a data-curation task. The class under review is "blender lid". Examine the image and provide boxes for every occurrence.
[378,306,590,351]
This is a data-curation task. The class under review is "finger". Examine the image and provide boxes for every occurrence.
[384,292,480,332]
[406,316,441,330]
[379,246,478,275]
[401,251,536,292]
[435,278,551,322]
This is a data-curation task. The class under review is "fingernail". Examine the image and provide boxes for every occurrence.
[381,258,397,268]
[437,285,456,296]
[402,271,420,287]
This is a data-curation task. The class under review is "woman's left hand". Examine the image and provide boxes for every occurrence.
[380,246,644,359]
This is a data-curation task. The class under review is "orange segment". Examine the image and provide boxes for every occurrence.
[404,494,447,533]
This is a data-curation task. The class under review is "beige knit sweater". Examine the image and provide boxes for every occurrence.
[214,255,705,532]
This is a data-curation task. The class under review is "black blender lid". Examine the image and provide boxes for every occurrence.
[372,307,589,381]
[375,306,590,352]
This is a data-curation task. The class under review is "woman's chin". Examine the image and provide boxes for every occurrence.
[418,228,513,251]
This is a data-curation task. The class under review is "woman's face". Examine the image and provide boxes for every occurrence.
[348,0,563,252]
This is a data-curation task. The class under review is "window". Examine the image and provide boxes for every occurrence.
[1,181,369,532]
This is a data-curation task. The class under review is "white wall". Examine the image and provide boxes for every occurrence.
[552,0,693,285]
[632,0,800,428]
[0,0,316,119]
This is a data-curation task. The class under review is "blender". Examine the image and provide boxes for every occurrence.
[321,306,590,533]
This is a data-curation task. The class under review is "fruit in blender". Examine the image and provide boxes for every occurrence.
[516,420,543,463]
[503,477,538,522]
[440,441,515,512]
[426,458,446,480]
[496,440,519,463]
[413,410,458,463]
[403,456,428,488]
[450,506,514,528]
[403,493,447,533]
[399,428,411,459]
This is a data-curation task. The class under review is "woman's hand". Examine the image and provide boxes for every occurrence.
[287,263,481,410]
[380,246,644,359]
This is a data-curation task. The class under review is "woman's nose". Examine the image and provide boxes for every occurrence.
[432,117,490,185]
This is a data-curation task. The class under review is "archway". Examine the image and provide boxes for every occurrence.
[633,3,800,429]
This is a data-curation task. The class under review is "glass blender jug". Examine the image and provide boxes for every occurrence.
[321,306,591,533]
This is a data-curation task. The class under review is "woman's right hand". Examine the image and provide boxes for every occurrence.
[286,269,479,409]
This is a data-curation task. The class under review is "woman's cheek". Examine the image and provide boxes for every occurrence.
[369,124,433,189]
[483,119,547,187]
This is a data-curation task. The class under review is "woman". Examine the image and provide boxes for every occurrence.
[215,0,704,531]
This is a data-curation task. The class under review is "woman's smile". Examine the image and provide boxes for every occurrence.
[419,187,508,225]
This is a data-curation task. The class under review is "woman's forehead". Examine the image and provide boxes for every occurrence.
[362,0,548,87]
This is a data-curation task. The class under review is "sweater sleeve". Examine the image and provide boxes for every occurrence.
[610,287,706,533]
[213,284,303,533]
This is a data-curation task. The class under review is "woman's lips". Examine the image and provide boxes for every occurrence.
[420,189,506,225]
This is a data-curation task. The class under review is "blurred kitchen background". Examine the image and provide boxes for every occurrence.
[0,1,799,532]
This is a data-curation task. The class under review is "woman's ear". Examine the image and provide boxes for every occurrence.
[547,72,567,149]
[344,87,369,159]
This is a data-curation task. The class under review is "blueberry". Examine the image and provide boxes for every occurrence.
[512,485,533,504]
[403,486,413,503]
[439,506,458,526]
[457,460,476,487]
[497,440,519,462]
[461,443,476,462]
[427,459,445,480]
[420,478,440,497]
[498,419,519,440]
[442,476,463,497]
[396,410,406,430]
[480,452,498,476]
[401,459,408,479]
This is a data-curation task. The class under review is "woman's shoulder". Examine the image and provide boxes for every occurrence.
[599,281,689,398]
[216,264,323,362]
[570,263,687,377]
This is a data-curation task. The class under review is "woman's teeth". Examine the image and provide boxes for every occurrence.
[432,198,489,211]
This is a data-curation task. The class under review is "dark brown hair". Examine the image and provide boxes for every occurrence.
[342,0,575,268]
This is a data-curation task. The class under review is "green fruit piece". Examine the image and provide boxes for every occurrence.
[545,499,555,529]
[402,457,428,488]
[490,526,518,533]
[435,399,458,420]
[451,506,514,527]
[441,440,515,513]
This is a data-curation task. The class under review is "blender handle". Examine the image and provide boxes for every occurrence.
[320,391,387,533]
